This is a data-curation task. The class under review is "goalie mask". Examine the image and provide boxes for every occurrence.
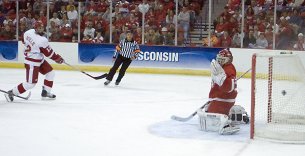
[216,49,233,66]
[229,105,249,125]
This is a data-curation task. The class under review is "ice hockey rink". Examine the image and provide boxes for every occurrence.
[0,68,304,156]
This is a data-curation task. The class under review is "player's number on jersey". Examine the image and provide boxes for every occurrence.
[25,45,31,53]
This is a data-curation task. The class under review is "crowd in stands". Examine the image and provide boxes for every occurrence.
[204,0,305,50]
[0,0,203,46]
[0,0,303,50]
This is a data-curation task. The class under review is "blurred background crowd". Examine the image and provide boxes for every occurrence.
[0,0,304,50]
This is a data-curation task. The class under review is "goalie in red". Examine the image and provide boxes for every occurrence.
[4,21,64,102]
[197,48,248,135]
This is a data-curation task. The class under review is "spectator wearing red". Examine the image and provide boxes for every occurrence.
[85,0,97,16]
[146,9,157,27]
[95,14,108,32]
[96,0,109,13]
[215,17,228,36]
[218,31,232,47]
[155,4,167,26]
[59,24,73,42]
[220,6,232,22]
[227,16,238,35]
[128,1,138,12]
[257,18,267,33]
[228,0,241,11]
[163,0,175,11]
[2,0,16,14]
[113,13,127,29]
[245,6,255,25]
[38,11,47,26]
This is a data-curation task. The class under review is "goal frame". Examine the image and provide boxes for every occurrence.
[250,52,305,143]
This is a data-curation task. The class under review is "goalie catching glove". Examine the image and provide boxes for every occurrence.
[210,59,226,86]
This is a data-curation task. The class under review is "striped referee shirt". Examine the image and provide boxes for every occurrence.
[113,39,140,59]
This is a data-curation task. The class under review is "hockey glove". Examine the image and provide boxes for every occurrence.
[212,72,226,86]
[210,59,225,75]
[211,59,226,86]
[54,54,64,64]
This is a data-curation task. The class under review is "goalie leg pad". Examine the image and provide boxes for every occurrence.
[197,109,240,135]
[229,105,250,125]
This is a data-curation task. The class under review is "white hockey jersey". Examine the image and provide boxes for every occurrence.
[23,29,59,66]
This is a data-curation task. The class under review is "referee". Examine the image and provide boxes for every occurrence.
[104,30,140,86]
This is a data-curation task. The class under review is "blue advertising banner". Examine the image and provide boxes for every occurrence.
[79,43,222,69]
[0,41,18,61]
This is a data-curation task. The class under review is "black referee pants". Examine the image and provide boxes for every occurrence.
[106,54,132,82]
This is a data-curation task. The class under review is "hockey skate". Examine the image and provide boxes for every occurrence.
[41,87,56,100]
[115,81,120,85]
[219,124,240,135]
[104,80,111,86]
[4,90,14,102]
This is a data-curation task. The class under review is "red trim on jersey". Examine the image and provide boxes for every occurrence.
[25,57,43,62]
[40,61,53,75]
[44,80,53,88]
[17,83,26,94]
[25,64,39,83]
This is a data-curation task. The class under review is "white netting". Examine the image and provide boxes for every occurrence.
[252,52,305,143]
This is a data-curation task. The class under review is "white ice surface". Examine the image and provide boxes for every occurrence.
[0,68,304,156]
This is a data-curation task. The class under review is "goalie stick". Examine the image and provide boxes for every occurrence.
[171,68,251,122]
[64,61,108,80]
[0,89,31,100]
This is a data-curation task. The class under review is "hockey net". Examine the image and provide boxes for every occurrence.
[251,52,305,143]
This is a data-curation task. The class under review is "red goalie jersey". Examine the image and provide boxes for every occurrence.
[207,49,237,115]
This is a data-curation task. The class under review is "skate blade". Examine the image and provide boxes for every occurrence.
[41,97,56,100]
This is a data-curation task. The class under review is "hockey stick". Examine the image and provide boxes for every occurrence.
[171,68,252,122]
[0,89,31,100]
[64,61,108,80]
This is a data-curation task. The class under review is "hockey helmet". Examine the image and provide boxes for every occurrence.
[34,20,45,35]
[216,48,233,66]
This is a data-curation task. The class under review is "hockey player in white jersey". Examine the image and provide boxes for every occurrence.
[4,21,64,102]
